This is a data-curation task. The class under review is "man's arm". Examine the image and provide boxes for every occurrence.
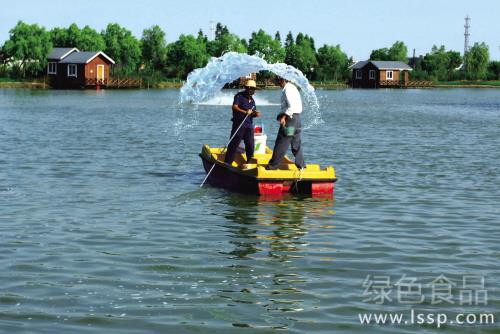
[232,103,253,115]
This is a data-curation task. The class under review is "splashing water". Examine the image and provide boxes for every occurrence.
[198,92,279,106]
[179,52,322,129]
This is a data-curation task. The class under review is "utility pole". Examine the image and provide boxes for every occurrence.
[210,20,215,41]
[464,15,471,71]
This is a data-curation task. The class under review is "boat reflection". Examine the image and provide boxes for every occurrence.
[218,193,335,328]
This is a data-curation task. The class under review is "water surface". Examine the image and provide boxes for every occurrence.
[1,88,499,333]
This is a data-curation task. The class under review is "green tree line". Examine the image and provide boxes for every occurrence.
[1,21,499,82]
[370,41,497,81]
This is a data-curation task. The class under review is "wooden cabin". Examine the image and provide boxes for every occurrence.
[239,73,257,85]
[224,73,257,89]
[351,61,412,88]
[47,48,115,88]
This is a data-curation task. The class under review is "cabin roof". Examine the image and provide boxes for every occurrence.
[48,47,79,60]
[371,61,412,70]
[59,51,115,64]
[351,60,412,70]
[350,60,369,69]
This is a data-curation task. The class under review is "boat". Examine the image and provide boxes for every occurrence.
[199,144,337,196]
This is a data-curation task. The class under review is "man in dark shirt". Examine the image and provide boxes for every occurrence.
[224,80,261,167]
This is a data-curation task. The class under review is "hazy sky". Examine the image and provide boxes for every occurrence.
[1,0,499,60]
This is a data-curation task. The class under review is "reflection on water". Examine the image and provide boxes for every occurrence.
[219,193,335,329]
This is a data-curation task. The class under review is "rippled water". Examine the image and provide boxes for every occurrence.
[1,88,499,333]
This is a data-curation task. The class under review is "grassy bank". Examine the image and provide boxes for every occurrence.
[311,81,349,89]
[0,78,183,89]
[0,78,48,88]
[434,80,500,88]
[152,80,184,89]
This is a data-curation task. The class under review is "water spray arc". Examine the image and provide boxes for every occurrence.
[179,52,322,129]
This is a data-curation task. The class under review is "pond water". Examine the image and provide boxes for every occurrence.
[0,88,499,333]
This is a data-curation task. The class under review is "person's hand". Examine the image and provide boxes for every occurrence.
[246,109,254,115]
[253,110,261,117]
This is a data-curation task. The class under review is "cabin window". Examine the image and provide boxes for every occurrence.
[386,70,393,80]
[369,70,375,80]
[67,64,77,77]
[47,62,57,74]
[355,70,362,79]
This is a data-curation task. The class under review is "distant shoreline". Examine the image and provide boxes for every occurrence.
[433,84,500,88]
[1,80,500,90]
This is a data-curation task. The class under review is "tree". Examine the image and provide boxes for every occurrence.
[446,50,462,79]
[241,38,248,50]
[214,23,229,40]
[274,31,281,45]
[0,45,8,76]
[141,25,168,72]
[370,41,408,62]
[78,25,106,51]
[420,45,462,81]
[166,34,208,78]
[282,31,318,78]
[207,33,247,57]
[196,29,209,61]
[102,23,142,74]
[289,33,317,78]
[50,24,105,51]
[421,46,444,80]
[465,42,489,80]
[206,23,246,57]
[284,31,294,49]
[197,29,208,44]
[487,61,500,80]
[66,23,81,48]
[304,34,316,51]
[316,44,350,81]
[50,27,69,47]
[248,29,285,63]
[0,46,5,63]
[370,47,389,61]
[3,21,52,77]
[388,41,408,62]
[284,31,296,65]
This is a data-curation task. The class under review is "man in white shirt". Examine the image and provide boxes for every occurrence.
[267,77,305,170]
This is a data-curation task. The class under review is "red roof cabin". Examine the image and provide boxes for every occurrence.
[47,47,115,88]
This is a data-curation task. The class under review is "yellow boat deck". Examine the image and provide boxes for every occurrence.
[201,144,336,180]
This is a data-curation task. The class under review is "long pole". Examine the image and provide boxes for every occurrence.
[200,113,251,187]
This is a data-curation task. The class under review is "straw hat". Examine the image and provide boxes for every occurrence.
[244,79,258,89]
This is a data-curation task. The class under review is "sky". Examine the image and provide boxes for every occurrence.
[1,0,499,60]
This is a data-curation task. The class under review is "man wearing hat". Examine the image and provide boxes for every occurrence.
[267,77,305,170]
[224,79,261,167]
